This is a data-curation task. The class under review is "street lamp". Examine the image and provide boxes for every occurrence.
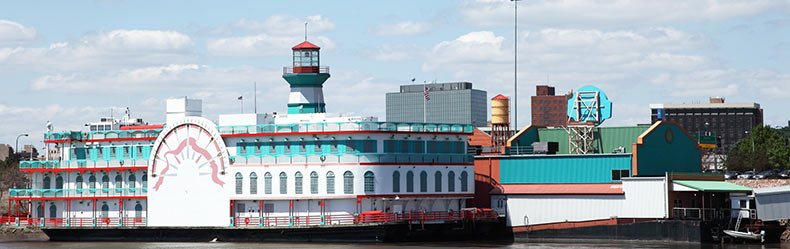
[15,134,29,157]
[745,130,754,171]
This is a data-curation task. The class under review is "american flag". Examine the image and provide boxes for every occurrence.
[424,86,430,101]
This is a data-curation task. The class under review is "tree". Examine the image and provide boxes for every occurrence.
[726,125,790,171]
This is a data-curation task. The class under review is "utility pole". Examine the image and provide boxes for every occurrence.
[511,0,520,132]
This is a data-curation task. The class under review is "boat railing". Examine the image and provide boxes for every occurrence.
[673,207,756,221]
[230,153,473,165]
[9,188,147,199]
[45,129,161,141]
[10,217,147,227]
[217,121,474,136]
[231,210,498,227]
[20,159,149,170]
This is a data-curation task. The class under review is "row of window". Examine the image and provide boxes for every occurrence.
[234,170,368,195]
[384,140,465,154]
[237,140,376,157]
[233,170,470,195]
[41,173,148,190]
[72,145,153,161]
[236,140,467,157]
[392,170,468,193]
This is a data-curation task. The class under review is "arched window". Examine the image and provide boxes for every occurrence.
[128,173,136,189]
[142,173,147,189]
[279,172,288,194]
[115,174,122,189]
[264,172,272,194]
[102,174,110,192]
[310,171,318,194]
[343,171,354,194]
[235,172,243,194]
[295,172,303,194]
[43,175,51,189]
[135,203,143,218]
[434,171,442,192]
[101,203,109,218]
[55,175,64,189]
[49,204,57,218]
[406,171,414,193]
[392,171,400,193]
[461,171,469,192]
[364,171,375,193]
[89,175,96,189]
[326,171,335,194]
[448,171,455,192]
[250,172,258,194]
[420,171,428,192]
[76,175,84,191]
[37,204,43,218]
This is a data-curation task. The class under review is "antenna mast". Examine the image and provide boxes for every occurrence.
[304,22,308,41]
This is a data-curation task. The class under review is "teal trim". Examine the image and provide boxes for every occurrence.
[115,147,124,161]
[282,73,330,87]
[102,147,111,161]
[287,103,326,114]
[142,146,151,159]
[499,154,632,184]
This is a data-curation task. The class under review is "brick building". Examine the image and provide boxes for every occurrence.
[531,85,571,127]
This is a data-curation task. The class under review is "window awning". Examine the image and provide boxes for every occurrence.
[673,180,751,192]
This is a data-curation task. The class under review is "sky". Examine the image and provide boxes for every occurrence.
[1,0,789,151]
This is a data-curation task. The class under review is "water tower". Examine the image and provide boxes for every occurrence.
[491,94,511,149]
[283,41,330,114]
[566,85,612,154]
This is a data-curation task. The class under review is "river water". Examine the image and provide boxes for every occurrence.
[2,238,790,249]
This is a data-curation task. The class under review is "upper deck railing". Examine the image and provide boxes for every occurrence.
[9,187,147,199]
[44,129,162,142]
[217,121,474,136]
[45,122,474,142]
[20,159,149,170]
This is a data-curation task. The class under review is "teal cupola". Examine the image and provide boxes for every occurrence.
[283,41,330,114]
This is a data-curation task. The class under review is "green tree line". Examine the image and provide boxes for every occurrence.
[725,125,790,171]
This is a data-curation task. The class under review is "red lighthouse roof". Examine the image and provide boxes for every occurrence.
[492,94,509,100]
[292,41,320,50]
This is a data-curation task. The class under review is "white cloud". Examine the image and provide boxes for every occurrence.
[93,30,192,52]
[210,15,335,35]
[459,0,789,28]
[369,21,432,36]
[651,69,740,97]
[29,64,283,93]
[207,34,335,57]
[368,44,423,61]
[0,29,195,72]
[422,31,509,71]
[0,20,37,45]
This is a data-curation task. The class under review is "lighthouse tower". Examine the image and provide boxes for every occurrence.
[283,41,330,114]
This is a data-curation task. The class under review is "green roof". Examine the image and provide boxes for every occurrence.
[674,180,752,192]
[534,126,649,154]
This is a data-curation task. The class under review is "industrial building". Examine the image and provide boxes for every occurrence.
[470,86,752,240]
[649,97,763,151]
[531,85,571,127]
[386,82,487,127]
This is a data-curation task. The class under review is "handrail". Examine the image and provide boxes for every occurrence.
[232,210,498,227]
[217,121,474,135]
[9,188,147,198]
[20,159,150,170]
